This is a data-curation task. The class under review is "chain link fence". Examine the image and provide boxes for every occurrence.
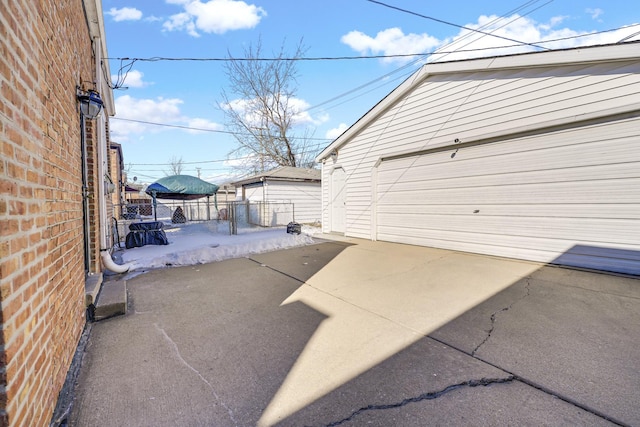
[115,199,294,239]
[119,199,227,222]
[228,201,294,234]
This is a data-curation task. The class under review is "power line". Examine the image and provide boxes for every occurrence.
[112,6,640,178]
[305,27,640,114]
[129,167,233,173]
[105,38,635,63]
[112,117,229,133]
[307,0,552,114]
[431,0,552,60]
[126,142,328,167]
[105,25,640,116]
[104,25,640,65]
[129,158,246,166]
[111,117,333,141]
[105,45,539,63]
[103,45,549,63]
[365,0,550,51]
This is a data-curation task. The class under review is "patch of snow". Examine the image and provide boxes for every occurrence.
[116,221,317,272]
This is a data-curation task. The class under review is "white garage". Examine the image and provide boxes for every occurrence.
[316,42,640,275]
[232,166,322,224]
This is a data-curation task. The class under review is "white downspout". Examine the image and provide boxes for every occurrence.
[94,36,131,273]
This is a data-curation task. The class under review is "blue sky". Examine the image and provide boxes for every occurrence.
[102,0,640,185]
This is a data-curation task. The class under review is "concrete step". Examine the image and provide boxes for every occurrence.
[85,273,103,307]
[94,279,127,321]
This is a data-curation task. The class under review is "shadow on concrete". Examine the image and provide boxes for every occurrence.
[70,241,353,426]
[273,244,640,427]
[550,244,640,276]
[71,241,640,426]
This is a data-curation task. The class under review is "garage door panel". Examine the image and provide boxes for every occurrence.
[378,137,635,182]
[377,214,638,245]
[377,203,640,220]
[375,119,640,274]
[377,163,639,193]
[379,179,640,205]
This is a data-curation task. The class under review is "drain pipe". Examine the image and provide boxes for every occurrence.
[93,36,132,274]
[100,250,130,273]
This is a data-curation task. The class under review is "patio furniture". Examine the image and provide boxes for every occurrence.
[125,221,169,249]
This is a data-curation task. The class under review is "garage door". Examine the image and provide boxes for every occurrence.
[376,119,640,275]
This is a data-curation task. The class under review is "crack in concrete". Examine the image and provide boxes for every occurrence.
[154,323,238,426]
[472,278,532,356]
[427,335,629,427]
[321,376,516,427]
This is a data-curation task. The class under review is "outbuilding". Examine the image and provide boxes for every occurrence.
[232,166,322,224]
[316,42,640,275]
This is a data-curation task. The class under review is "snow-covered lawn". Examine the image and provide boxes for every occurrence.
[116,221,318,272]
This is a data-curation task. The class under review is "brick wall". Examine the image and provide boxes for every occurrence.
[0,1,103,425]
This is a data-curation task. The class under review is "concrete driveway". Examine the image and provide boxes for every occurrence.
[70,236,640,426]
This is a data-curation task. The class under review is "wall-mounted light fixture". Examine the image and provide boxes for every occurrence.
[77,88,104,119]
[330,150,338,161]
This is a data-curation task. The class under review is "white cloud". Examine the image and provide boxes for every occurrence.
[288,98,329,126]
[432,14,548,61]
[163,0,266,36]
[436,14,640,61]
[186,117,223,134]
[341,28,440,64]
[164,12,199,36]
[111,70,150,89]
[222,95,325,127]
[111,95,221,141]
[586,8,604,20]
[326,123,348,140]
[342,14,640,65]
[107,7,143,22]
[144,16,163,23]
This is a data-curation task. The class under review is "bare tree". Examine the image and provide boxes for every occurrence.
[219,38,316,171]
[166,155,184,176]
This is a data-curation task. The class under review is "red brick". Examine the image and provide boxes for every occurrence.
[0,257,19,280]
[1,0,107,423]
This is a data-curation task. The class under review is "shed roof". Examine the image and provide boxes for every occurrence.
[316,41,640,162]
[232,166,321,187]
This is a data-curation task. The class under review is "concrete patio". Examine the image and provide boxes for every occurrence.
[69,236,640,426]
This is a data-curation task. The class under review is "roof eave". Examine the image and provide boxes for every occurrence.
[83,0,115,116]
[315,41,640,162]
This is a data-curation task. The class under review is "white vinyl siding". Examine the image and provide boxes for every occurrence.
[250,180,321,224]
[242,180,321,224]
[359,61,639,151]
[319,52,640,274]
[244,183,264,201]
[375,117,640,275]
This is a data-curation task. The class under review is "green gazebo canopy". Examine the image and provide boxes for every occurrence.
[145,175,219,200]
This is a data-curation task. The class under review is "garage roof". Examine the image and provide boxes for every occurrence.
[316,41,640,162]
[232,166,321,187]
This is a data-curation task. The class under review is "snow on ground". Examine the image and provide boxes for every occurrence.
[116,221,319,272]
